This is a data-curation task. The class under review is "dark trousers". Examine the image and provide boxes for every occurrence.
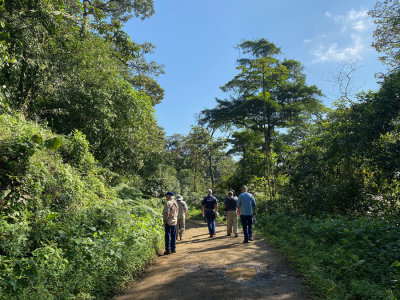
[205,210,216,236]
[240,215,253,242]
[165,224,176,251]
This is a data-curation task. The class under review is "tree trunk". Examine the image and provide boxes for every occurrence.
[209,153,215,189]
[262,73,274,200]
[81,0,88,36]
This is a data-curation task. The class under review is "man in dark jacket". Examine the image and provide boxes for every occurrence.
[201,189,218,238]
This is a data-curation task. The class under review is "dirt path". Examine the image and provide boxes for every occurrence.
[115,219,311,300]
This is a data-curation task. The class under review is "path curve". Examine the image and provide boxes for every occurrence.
[115,220,311,300]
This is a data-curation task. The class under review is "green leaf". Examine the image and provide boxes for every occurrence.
[44,137,62,150]
[391,260,400,267]
[31,133,42,144]
[45,212,59,220]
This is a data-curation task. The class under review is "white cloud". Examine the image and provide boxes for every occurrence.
[304,38,312,44]
[334,9,372,32]
[312,35,363,63]
[309,9,373,63]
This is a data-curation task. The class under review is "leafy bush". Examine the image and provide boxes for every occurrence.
[0,114,164,299]
[257,213,400,299]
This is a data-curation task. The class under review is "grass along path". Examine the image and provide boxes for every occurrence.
[115,219,310,300]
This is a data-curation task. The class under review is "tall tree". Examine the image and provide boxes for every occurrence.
[201,39,323,198]
[0,0,164,177]
[369,0,400,71]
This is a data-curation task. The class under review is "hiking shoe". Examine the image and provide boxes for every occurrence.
[226,234,232,236]
[249,238,254,241]
[234,234,239,238]
[163,250,171,255]
[171,249,176,253]
[242,240,249,243]
[209,235,213,238]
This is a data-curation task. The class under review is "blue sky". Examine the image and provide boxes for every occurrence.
[126,0,386,136]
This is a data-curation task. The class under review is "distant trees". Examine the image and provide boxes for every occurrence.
[163,126,234,197]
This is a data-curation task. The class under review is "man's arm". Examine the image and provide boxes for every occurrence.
[162,203,169,225]
[201,205,205,217]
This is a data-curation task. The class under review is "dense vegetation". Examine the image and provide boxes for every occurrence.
[0,114,163,299]
[0,0,166,299]
[1,0,400,299]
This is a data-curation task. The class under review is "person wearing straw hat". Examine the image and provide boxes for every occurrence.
[175,195,188,240]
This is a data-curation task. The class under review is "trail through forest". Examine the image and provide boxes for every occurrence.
[116,220,310,300]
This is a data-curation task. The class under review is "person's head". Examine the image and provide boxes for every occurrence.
[165,191,174,200]
[176,195,183,201]
[207,189,212,195]
[231,189,236,196]
[242,185,248,193]
[228,191,233,197]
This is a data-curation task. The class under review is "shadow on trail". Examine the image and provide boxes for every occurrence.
[188,242,242,254]
[116,219,310,300]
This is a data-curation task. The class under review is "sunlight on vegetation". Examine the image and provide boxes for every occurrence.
[1,0,400,299]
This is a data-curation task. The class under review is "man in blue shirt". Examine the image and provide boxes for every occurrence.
[201,189,218,238]
[237,186,256,243]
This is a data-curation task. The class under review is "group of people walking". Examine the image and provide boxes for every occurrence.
[162,186,256,255]
[201,186,256,243]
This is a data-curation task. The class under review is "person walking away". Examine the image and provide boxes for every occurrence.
[176,195,188,240]
[232,190,238,202]
[237,186,256,243]
[224,191,238,237]
[163,191,178,255]
[201,189,218,238]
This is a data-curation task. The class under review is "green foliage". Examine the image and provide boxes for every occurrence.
[257,214,400,300]
[164,127,233,197]
[0,0,164,180]
[369,0,400,70]
[0,114,164,299]
[285,71,400,215]
[201,38,324,197]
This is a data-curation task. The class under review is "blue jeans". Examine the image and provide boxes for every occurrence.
[205,210,216,236]
[165,224,176,251]
[240,215,253,242]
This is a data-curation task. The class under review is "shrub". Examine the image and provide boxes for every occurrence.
[0,114,164,299]
[257,213,400,299]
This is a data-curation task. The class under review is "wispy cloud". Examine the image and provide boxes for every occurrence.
[311,9,373,63]
[312,35,363,63]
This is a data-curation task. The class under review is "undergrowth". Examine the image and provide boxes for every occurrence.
[257,213,400,300]
[0,114,164,299]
